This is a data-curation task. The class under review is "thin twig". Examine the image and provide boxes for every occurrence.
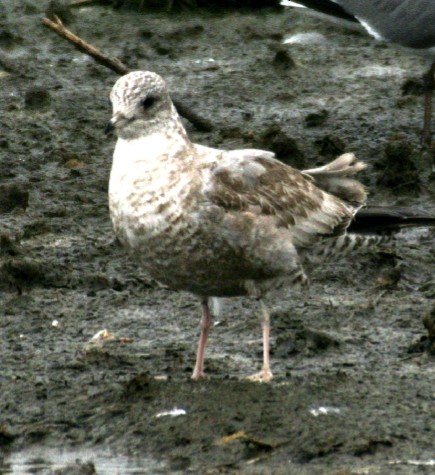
[42,15,128,75]
[42,15,213,131]
[172,94,213,132]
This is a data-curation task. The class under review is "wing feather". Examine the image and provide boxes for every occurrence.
[206,149,358,248]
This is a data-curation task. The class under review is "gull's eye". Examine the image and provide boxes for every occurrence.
[142,96,156,110]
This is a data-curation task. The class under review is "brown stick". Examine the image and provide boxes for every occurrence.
[42,16,129,75]
[174,99,213,132]
[42,15,212,131]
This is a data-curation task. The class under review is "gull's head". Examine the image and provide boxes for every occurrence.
[105,71,173,140]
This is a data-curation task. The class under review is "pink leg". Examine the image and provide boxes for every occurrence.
[422,62,434,146]
[247,300,273,382]
[191,297,213,380]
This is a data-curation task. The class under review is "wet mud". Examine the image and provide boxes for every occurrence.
[0,2,434,473]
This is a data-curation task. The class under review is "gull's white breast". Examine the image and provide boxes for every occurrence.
[108,132,193,248]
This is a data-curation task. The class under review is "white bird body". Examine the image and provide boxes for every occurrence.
[107,71,429,381]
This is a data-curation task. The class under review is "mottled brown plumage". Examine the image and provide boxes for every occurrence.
[107,71,370,381]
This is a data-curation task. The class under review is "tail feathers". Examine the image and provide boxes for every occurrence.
[303,153,367,206]
[303,153,366,177]
[302,233,391,264]
[350,206,435,234]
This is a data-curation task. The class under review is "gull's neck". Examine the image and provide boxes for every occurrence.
[111,117,194,190]
[116,109,190,159]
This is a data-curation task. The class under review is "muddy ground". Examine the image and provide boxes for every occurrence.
[0,1,434,473]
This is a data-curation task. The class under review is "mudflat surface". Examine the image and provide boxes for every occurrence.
[0,2,434,473]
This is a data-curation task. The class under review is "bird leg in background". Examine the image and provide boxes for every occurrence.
[423,62,435,146]
[247,300,274,383]
[191,297,213,380]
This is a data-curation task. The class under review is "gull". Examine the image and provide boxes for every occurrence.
[106,71,434,382]
[282,0,435,145]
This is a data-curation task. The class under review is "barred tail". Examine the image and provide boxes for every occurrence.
[306,233,392,263]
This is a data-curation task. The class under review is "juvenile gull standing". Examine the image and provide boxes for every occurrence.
[106,71,429,382]
[282,0,435,145]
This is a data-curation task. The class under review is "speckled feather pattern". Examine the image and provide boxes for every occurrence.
[108,71,369,299]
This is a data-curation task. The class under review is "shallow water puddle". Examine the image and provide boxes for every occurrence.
[0,447,165,474]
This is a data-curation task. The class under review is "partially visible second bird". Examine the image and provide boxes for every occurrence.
[282,0,435,145]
